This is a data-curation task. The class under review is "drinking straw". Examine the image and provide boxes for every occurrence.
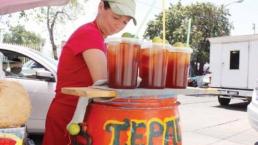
[135,0,156,37]
[186,18,192,47]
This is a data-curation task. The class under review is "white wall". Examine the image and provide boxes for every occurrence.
[248,40,258,89]
[209,35,258,89]
[210,43,222,87]
[220,42,249,88]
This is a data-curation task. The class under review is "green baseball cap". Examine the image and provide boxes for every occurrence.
[104,0,137,25]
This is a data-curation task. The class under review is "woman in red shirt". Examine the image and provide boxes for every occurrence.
[42,0,136,144]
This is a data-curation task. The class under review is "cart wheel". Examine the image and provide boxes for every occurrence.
[218,96,231,106]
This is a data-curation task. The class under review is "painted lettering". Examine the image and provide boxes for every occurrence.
[164,119,176,145]
[130,121,146,145]
[104,117,181,145]
[175,118,181,143]
[148,120,164,145]
[105,119,130,145]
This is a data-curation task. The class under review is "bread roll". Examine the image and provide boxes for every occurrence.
[0,80,31,128]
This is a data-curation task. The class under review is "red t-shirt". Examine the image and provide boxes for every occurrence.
[43,21,107,145]
[55,21,107,106]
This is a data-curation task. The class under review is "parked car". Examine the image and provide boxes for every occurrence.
[188,73,211,88]
[247,88,258,132]
[0,43,57,133]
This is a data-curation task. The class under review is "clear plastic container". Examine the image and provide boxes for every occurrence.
[106,37,141,89]
[166,46,193,88]
[139,41,169,88]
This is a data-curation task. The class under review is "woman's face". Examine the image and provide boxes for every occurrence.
[97,2,131,36]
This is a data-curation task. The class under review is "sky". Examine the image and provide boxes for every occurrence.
[2,0,256,46]
[61,0,258,40]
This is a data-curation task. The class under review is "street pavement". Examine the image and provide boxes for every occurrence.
[178,95,258,145]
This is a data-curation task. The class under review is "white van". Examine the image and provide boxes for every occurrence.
[209,34,258,105]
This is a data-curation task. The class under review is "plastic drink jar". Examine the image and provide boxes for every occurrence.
[106,37,141,89]
[166,45,192,88]
[139,41,169,88]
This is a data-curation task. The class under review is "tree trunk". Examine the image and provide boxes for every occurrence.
[47,7,58,60]
[49,31,58,60]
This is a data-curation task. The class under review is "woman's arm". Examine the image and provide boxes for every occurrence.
[82,49,107,83]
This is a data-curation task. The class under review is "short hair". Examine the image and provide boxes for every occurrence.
[103,1,111,9]
[10,58,22,64]
[11,58,21,62]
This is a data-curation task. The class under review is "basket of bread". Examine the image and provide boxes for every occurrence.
[0,80,31,145]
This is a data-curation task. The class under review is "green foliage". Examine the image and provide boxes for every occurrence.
[4,0,88,59]
[37,0,87,60]
[3,25,44,48]
[121,32,135,38]
[144,2,232,75]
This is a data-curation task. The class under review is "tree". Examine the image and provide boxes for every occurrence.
[0,12,25,27]
[3,25,44,49]
[31,0,87,59]
[144,2,232,75]
[9,0,88,59]
[0,0,88,59]
[0,12,27,42]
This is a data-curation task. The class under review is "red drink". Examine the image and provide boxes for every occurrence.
[107,38,140,88]
[139,43,169,88]
[166,47,192,88]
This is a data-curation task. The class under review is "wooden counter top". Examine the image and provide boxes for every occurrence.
[61,86,218,98]
[61,87,117,98]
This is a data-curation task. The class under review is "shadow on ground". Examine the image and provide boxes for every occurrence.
[213,101,249,112]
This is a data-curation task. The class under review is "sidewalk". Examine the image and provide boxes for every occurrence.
[178,95,258,145]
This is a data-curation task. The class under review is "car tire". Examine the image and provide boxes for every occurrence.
[246,97,252,104]
[218,96,231,106]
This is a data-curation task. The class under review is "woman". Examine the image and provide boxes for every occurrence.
[42,0,136,144]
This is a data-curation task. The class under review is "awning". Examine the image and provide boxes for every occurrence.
[0,0,70,15]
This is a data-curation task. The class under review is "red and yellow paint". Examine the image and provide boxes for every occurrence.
[104,117,181,145]
[75,96,181,145]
